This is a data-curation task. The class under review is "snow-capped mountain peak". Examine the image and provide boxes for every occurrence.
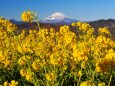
[46,12,68,20]
[41,12,77,24]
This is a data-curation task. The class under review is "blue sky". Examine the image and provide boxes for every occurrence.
[0,0,115,21]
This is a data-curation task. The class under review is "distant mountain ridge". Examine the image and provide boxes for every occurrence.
[10,18,115,29]
[9,12,115,30]
[89,19,115,29]
[10,19,24,24]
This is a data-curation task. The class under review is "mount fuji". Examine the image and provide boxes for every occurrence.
[41,12,77,24]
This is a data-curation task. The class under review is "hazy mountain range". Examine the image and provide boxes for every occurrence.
[10,12,115,40]
[10,12,115,32]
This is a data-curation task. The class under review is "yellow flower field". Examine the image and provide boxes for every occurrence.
[0,10,115,86]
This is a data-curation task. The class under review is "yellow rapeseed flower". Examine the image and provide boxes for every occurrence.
[4,81,8,86]
[20,68,27,77]
[98,82,106,86]
[98,27,110,35]
[21,10,35,23]
[78,70,82,77]
[45,73,52,81]
[45,72,55,82]
[80,80,91,86]
[32,60,40,71]
[9,80,18,86]
[26,70,34,81]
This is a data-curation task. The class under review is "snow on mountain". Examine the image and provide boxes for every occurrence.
[46,12,67,20]
[41,12,77,24]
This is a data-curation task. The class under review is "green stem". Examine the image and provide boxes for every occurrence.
[77,76,81,86]
[61,78,64,86]
[36,19,41,30]
[108,74,112,86]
